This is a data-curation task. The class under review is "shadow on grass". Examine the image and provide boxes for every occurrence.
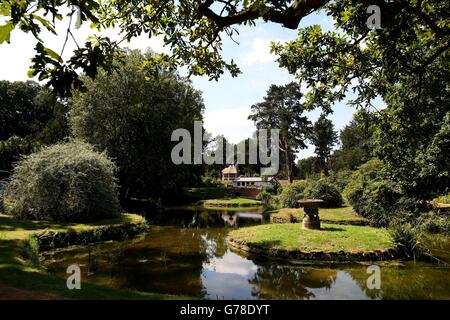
[320,227,345,232]
[255,240,282,248]
[0,215,66,231]
[0,214,137,232]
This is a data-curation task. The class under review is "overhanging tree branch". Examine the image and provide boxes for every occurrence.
[198,0,328,30]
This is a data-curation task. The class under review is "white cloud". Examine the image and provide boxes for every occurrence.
[203,106,256,143]
[204,251,257,277]
[0,13,170,83]
[242,38,278,66]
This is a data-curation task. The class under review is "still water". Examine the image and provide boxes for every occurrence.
[42,207,450,299]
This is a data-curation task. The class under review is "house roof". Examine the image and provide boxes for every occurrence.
[222,165,238,174]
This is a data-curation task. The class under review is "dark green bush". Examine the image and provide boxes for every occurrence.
[416,211,450,234]
[303,180,343,208]
[279,180,308,208]
[4,141,120,222]
[0,182,5,213]
[261,183,282,195]
[324,170,353,192]
[343,160,400,226]
[256,190,272,205]
[389,222,427,260]
[201,175,220,187]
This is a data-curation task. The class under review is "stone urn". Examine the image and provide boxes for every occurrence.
[297,199,324,230]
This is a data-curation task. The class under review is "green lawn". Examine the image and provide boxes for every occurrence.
[202,197,262,207]
[270,206,368,224]
[0,213,188,299]
[228,223,394,253]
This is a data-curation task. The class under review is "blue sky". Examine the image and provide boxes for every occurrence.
[0,9,358,159]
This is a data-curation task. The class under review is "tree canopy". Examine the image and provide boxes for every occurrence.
[70,49,205,201]
[0,80,68,175]
[1,1,448,97]
[272,0,449,198]
[331,109,374,171]
[248,82,311,183]
[310,113,337,175]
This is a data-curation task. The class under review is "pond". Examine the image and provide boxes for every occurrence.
[41,206,450,299]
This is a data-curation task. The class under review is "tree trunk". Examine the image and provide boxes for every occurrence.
[285,149,293,183]
[323,157,329,176]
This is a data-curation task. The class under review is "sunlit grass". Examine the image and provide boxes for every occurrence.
[269,206,367,223]
[202,197,262,207]
[229,223,393,253]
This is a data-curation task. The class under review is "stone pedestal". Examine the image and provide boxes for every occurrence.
[298,199,324,230]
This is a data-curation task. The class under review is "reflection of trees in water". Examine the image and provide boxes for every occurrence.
[149,208,264,228]
[249,264,337,300]
[198,230,228,260]
[346,264,450,300]
[111,227,231,298]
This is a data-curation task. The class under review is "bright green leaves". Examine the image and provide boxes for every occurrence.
[0,20,14,44]
[0,0,248,95]
[140,53,177,80]
[273,24,357,112]
[34,15,56,35]
[27,38,122,96]
[0,1,11,16]
[43,46,62,62]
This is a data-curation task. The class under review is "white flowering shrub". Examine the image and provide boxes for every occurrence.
[4,141,119,222]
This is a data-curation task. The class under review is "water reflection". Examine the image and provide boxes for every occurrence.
[149,207,266,228]
[41,207,450,299]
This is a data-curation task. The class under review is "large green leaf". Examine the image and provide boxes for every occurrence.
[44,47,62,62]
[0,20,14,44]
[34,15,56,35]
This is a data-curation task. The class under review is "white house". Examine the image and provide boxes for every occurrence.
[232,177,278,188]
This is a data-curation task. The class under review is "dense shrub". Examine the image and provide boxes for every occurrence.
[303,180,343,208]
[201,175,220,187]
[416,211,450,234]
[262,183,282,195]
[268,194,281,208]
[4,141,120,222]
[343,160,393,226]
[279,179,343,208]
[324,170,353,192]
[342,160,429,227]
[0,181,5,212]
[346,178,402,227]
[70,50,204,202]
[389,222,427,259]
[256,190,272,205]
[279,180,308,208]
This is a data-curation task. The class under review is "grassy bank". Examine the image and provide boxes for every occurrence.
[202,197,262,207]
[228,223,393,253]
[0,213,187,299]
[269,207,368,225]
[227,223,397,261]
